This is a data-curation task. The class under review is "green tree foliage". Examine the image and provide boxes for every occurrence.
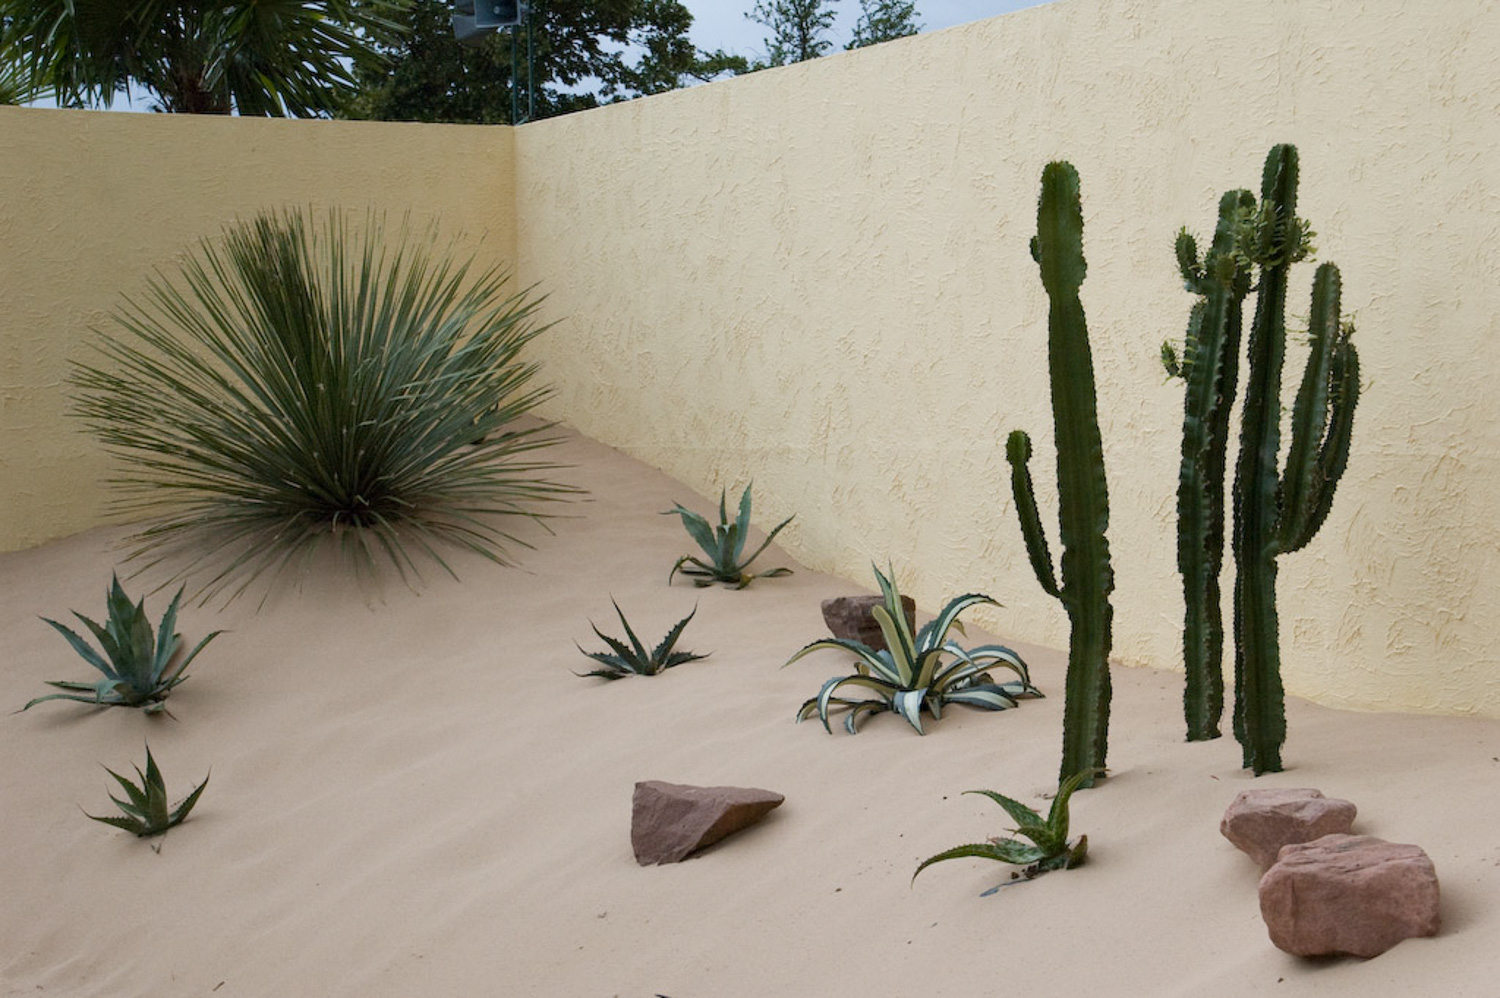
[0,0,402,114]
[346,0,746,125]
[846,0,920,49]
[746,0,837,66]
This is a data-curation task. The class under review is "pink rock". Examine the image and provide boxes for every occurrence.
[1221,788,1357,869]
[820,595,916,652]
[1259,834,1440,957]
[631,781,784,865]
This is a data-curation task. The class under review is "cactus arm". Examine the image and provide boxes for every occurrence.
[1232,145,1300,775]
[1005,430,1061,598]
[1279,264,1360,554]
[1033,161,1114,788]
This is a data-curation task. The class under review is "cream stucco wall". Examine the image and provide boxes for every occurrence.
[514,0,1500,717]
[3,0,1498,719]
[0,107,515,547]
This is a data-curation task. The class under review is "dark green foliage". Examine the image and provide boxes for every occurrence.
[912,770,1093,884]
[576,601,708,680]
[746,0,837,65]
[1230,145,1360,775]
[1006,161,1115,788]
[71,207,577,604]
[0,0,403,114]
[1165,190,1255,741]
[86,745,207,844]
[786,564,1040,734]
[22,575,219,714]
[664,484,794,589]
[846,0,921,49]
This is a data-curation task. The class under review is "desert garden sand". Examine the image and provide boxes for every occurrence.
[2,426,1496,997]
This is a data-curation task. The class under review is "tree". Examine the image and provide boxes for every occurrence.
[746,0,837,67]
[344,0,745,125]
[0,0,404,115]
[846,0,920,49]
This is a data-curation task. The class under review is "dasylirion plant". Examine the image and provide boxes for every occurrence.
[1162,189,1255,741]
[1006,161,1114,788]
[1228,145,1360,774]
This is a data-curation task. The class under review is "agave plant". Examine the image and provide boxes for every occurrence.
[22,575,219,714]
[785,564,1040,734]
[663,484,794,589]
[912,770,1094,884]
[576,601,709,680]
[86,744,208,845]
[70,207,578,603]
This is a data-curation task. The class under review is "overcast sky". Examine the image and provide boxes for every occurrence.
[683,1,1049,62]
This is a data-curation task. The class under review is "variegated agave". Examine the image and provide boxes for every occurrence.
[664,484,793,589]
[785,564,1041,734]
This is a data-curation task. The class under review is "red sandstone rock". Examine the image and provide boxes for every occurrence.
[1258,834,1440,957]
[1221,788,1357,869]
[820,595,916,652]
[631,781,785,865]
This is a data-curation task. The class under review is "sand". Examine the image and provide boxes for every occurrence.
[2,426,1497,997]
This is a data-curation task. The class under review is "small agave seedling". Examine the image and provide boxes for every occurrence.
[663,483,794,589]
[785,564,1040,734]
[576,600,709,680]
[86,744,209,846]
[22,574,221,714]
[912,770,1094,884]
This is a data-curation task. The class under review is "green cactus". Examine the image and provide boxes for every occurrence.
[1231,145,1360,774]
[1006,161,1114,788]
[1166,190,1255,741]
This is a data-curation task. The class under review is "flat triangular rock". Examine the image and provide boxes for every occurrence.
[631,780,784,865]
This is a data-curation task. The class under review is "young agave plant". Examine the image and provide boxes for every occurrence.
[912,770,1094,884]
[575,601,709,680]
[22,574,221,714]
[785,564,1040,734]
[663,484,794,589]
[86,744,209,845]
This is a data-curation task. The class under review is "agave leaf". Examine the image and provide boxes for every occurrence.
[964,788,1045,830]
[151,587,185,679]
[40,617,115,680]
[891,687,929,734]
[85,812,147,834]
[925,593,999,649]
[941,686,1020,711]
[731,485,753,564]
[169,773,210,826]
[912,841,1048,882]
[665,504,719,561]
[734,512,795,576]
[650,605,701,663]
[808,674,895,733]
[610,599,651,665]
[1045,769,1096,839]
[783,636,890,676]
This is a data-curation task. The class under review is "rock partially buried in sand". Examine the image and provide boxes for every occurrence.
[820,595,916,652]
[1259,834,1440,958]
[631,781,785,865]
[1221,788,1357,869]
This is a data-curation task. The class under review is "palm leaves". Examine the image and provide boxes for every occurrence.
[912,770,1094,883]
[71,207,578,603]
[664,484,793,588]
[786,564,1041,734]
[22,575,219,714]
[86,745,208,844]
[576,601,708,680]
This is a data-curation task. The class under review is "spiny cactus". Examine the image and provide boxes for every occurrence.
[1165,190,1255,741]
[1006,161,1114,788]
[1230,144,1360,774]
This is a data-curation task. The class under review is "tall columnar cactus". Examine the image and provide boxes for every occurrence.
[1006,161,1114,788]
[1231,144,1360,774]
[1165,190,1255,741]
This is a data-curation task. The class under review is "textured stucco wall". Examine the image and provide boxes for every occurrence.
[0,107,514,548]
[514,0,1500,716]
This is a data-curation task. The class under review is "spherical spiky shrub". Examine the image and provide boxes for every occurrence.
[72,207,577,602]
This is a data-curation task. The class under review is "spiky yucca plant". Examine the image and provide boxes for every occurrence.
[72,208,577,602]
[575,601,708,680]
[86,744,208,845]
[912,770,1093,884]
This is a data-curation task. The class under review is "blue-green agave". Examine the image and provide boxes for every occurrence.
[664,484,793,589]
[87,744,208,843]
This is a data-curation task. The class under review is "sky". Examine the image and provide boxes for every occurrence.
[683,0,1050,62]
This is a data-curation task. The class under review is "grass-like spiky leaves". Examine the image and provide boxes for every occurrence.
[576,601,709,680]
[785,564,1041,734]
[912,770,1094,884]
[22,574,219,714]
[87,744,208,844]
[71,207,578,603]
[664,484,793,589]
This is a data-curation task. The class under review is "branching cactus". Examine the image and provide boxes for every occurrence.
[1231,144,1360,774]
[1006,161,1115,788]
[1163,190,1255,741]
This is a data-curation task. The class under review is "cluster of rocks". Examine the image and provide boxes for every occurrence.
[1220,787,1440,957]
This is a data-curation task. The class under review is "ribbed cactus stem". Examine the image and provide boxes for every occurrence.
[1007,161,1114,788]
[1174,190,1254,741]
